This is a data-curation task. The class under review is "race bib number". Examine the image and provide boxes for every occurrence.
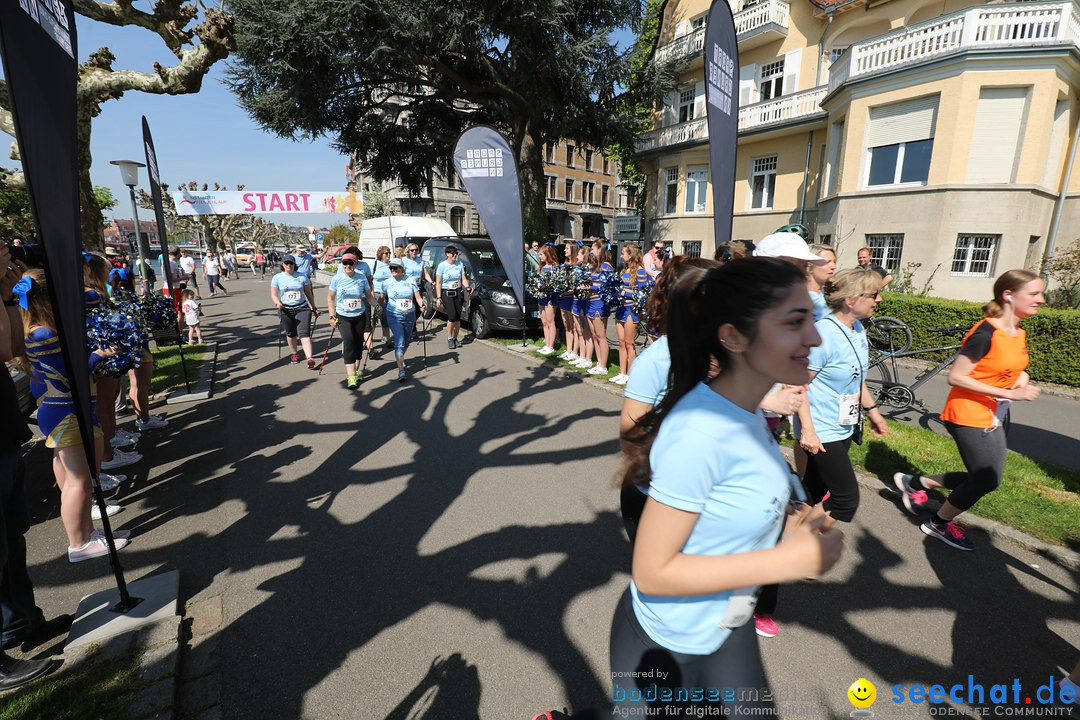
[282,290,302,304]
[838,394,859,426]
[395,298,414,312]
[343,298,363,312]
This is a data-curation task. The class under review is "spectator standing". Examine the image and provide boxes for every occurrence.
[856,247,893,288]
[181,289,203,344]
[643,241,665,279]
[178,249,199,298]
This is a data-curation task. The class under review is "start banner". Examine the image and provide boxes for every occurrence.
[173,190,363,216]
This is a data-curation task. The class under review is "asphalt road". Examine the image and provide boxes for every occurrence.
[19,273,1080,719]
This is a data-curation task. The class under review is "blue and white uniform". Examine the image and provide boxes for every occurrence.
[804,314,869,443]
[383,275,419,356]
[616,267,649,323]
[587,261,614,317]
[630,382,794,655]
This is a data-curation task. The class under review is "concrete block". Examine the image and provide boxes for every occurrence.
[66,570,180,652]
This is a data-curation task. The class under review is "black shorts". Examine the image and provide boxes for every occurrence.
[280,307,313,338]
[443,291,464,322]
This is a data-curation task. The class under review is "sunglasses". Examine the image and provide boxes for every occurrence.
[408,248,418,252]
[860,292,882,299]
[341,260,356,266]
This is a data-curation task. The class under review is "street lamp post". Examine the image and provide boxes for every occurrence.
[110,159,148,295]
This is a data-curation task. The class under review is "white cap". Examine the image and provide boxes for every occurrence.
[755,232,827,265]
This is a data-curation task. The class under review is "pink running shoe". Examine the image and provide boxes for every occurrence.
[754,613,779,638]
[921,520,974,551]
[894,472,929,514]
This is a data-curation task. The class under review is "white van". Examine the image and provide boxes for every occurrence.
[358,216,457,260]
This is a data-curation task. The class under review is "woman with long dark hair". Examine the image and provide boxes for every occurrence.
[610,258,843,717]
[893,269,1044,551]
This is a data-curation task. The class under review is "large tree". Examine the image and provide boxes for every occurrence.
[227,0,666,243]
[0,1,235,249]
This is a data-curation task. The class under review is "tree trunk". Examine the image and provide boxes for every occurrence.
[516,118,548,245]
[76,107,104,250]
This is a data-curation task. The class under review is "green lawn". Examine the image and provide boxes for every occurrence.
[0,647,143,720]
[150,343,208,395]
[491,335,1080,549]
[489,335,627,380]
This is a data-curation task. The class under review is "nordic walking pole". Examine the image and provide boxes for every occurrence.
[359,305,380,380]
[277,308,283,360]
[318,322,337,375]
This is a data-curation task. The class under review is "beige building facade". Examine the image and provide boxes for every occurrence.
[637,0,1080,300]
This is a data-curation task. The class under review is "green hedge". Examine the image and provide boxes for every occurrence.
[876,294,1080,387]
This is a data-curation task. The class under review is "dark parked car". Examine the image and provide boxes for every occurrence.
[418,236,541,338]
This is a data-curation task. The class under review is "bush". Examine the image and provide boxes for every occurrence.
[876,293,1080,387]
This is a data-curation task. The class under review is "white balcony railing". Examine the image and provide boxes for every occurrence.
[739,86,828,129]
[829,1,1080,93]
[655,27,706,65]
[735,0,790,38]
[635,117,709,153]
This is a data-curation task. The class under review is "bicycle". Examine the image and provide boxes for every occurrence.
[865,319,967,411]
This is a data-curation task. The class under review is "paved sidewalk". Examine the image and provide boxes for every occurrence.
[13,272,1080,719]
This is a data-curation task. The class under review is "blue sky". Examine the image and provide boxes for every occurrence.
[3,11,637,230]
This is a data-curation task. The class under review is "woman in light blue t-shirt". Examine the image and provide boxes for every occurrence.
[609,258,843,718]
[383,258,426,381]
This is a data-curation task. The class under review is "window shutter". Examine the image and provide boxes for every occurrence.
[662,92,677,127]
[739,64,756,107]
[966,87,1028,184]
[783,48,801,97]
[694,81,706,119]
[867,95,939,147]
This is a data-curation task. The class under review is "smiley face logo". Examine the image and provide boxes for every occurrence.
[848,678,877,709]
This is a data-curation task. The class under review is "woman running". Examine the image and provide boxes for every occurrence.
[570,242,595,371]
[383,257,426,381]
[796,267,889,524]
[271,254,318,368]
[536,245,560,356]
[556,240,578,362]
[584,240,613,376]
[893,269,1044,551]
[612,243,647,385]
[610,258,842,717]
[435,246,470,350]
[17,270,130,562]
[327,253,376,389]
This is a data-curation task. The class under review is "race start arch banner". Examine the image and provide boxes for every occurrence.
[451,126,526,309]
[173,190,363,216]
[703,0,739,250]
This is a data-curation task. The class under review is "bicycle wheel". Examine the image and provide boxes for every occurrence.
[866,356,893,405]
[634,322,651,354]
[867,316,913,354]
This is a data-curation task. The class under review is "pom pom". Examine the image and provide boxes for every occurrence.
[549,265,572,296]
[632,282,654,321]
[598,269,621,309]
[137,291,178,335]
[571,265,592,299]
[85,304,144,376]
[526,270,553,300]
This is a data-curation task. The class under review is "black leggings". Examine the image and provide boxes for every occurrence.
[443,292,464,322]
[609,589,775,717]
[802,436,859,523]
[938,421,1007,511]
[336,314,369,364]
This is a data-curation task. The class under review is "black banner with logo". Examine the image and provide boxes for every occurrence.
[451,126,526,308]
[142,117,176,293]
[703,0,740,249]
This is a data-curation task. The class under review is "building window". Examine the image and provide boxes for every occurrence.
[829,47,848,63]
[691,15,706,30]
[865,234,905,272]
[750,156,777,210]
[582,181,594,204]
[585,149,593,171]
[684,166,708,213]
[952,234,999,277]
[759,59,784,101]
[682,241,702,258]
[566,145,575,167]
[867,140,933,186]
[678,87,697,123]
[818,234,832,245]
[547,175,557,199]
[450,207,466,234]
[603,156,610,174]
[601,185,609,206]
[565,178,574,202]
[545,142,555,163]
[662,168,679,215]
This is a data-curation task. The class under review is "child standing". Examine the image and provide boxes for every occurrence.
[181,289,203,344]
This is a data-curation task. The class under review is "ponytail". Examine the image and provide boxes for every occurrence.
[984,269,1039,318]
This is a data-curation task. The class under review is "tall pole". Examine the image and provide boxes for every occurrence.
[127,186,148,295]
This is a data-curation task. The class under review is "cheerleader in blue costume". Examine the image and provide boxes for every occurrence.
[536,245,560,356]
[16,270,130,563]
[585,239,614,376]
[84,254,132,471]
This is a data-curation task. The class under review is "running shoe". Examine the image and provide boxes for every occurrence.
[116,428,141,441]
[754,613,779,638]
[346,375,358,390]
[101,449,142,471]
[921,519,974,551]
[893,472,929,515]
[537,346,556,356]
[565,352,578,361]
[68,536,128,563]
[135,415,168,431]
[110,433,137,449]
[614,374,629,386]
[572,358,591,368]
[95,473,123,492]
[307,358,317,370]
[608,373,626,384]
[588,365,608,375]
[398,368,408,382]
[90,503,122,520]
[290,353,300,364]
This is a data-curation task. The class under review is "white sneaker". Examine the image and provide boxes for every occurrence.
[116,429,141,442]
[537,346,556,356]
[101,449,142,471]
[565,353,578,361]
[110,433,137,448]
[615,374,630,385]
[90,503,122,520]
[556,351,571,360]
[588,365,608,375]
[68,536,128,563]
[91,527,131,541]
[572,358,590,368]
[135,415,168,431]
[608,373,624,384]
[96,473,124,492]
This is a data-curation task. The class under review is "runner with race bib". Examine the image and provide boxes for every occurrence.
[435,246,470,350]
[327,254,376,389]
[383,257,426,381]
[271,254,318,369]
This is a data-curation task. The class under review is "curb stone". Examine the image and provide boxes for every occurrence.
[479,335,1080,572]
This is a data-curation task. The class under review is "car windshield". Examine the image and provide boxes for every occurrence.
[466,247,539,277]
